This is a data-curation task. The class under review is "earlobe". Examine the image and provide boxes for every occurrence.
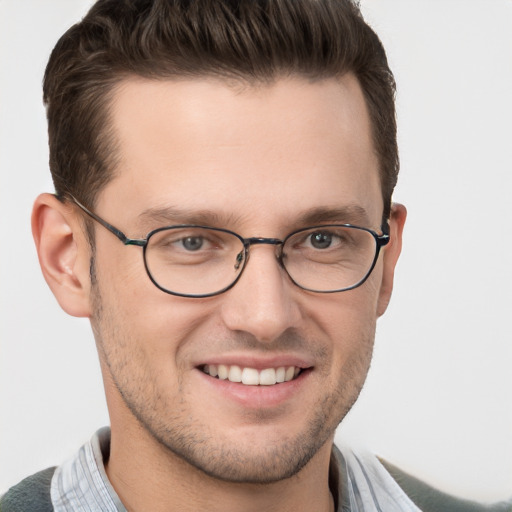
[376,203,407,317]
[32,193,92,317]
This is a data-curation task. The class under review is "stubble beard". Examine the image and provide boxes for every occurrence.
[90,272,375,484]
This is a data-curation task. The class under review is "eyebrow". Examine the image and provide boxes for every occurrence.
[137,204,373,233]
[137,206,248,231]
[295,205,372,227]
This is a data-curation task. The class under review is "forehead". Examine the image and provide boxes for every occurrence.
[104,75,382,231]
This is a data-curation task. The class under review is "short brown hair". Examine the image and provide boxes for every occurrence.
[44,0,398,222]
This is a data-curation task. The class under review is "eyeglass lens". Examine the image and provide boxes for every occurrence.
[144,225,379,297]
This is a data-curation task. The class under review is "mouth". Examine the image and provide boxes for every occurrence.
[200,364,304,386]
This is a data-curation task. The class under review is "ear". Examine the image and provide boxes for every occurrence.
[376,203,407,317]
[32,193,93,317]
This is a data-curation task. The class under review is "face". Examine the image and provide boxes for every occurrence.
[88,75,399,483]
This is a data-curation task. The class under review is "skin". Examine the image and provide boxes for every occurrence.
[33,74,406,512]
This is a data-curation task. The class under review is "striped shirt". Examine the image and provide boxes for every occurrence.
[48,427,422,512]
[4,427,508,511]
[51,427,125,512]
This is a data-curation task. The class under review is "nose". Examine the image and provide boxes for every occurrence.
[219,244,302,343]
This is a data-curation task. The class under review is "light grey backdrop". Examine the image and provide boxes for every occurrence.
[1,0,511,501]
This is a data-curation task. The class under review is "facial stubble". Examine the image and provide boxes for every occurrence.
[90,262,375,484]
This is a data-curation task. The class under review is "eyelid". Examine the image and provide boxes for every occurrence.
[146,223,380,247]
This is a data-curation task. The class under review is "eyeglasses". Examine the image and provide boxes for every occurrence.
[70,196,389,298]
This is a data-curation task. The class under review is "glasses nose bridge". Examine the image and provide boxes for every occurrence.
[243,236,285,265]
[245,236,283,247]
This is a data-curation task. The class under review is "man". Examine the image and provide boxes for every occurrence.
[1,1,510,511]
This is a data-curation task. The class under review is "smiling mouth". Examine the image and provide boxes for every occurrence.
[201,364,303,386]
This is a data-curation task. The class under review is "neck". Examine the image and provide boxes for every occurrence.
[106,422,335,512]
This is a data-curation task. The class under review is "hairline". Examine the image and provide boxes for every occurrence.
[85,69,383,209]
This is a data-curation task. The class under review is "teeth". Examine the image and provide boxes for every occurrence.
[218,364,229,380]
[228,365,242,383]
[202,364,302,385]
[259,368,276,386]
[242,367,259,385]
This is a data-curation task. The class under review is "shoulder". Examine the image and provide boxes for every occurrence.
[332,445,511,512]
[0,467,56,512]
[379,459,512,512]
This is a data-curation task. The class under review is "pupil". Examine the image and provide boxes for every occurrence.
[183,236,203,251]
[311,232,331,249]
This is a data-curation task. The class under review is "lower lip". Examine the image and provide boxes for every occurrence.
[195,368,311,409]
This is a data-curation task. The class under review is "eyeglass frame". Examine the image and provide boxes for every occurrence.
[68,195,390,298]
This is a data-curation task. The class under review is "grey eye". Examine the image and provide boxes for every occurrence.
[182,236,204,251]
[310,232,332,249]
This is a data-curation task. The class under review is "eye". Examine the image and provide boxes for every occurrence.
[151,230,216,254]
[181,236,204,251]
[309,231,334,249]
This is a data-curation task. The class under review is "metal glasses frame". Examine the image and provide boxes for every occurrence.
[69,195,390,298]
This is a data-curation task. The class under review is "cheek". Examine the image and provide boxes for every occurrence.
[308,273,381,374]
[92,256,223,387]
[95,241,203,338]
[313,272,382,337]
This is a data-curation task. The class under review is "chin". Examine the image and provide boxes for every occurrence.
[139,397,348,485]
[166,436,327,484]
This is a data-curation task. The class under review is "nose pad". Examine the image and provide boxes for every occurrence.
[233,240,284,275]
[234,249,245,271]
[274,243,287,270]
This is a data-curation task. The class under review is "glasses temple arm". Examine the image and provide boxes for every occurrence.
[68,195,144,246]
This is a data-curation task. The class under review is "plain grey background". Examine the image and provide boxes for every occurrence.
[1,0,511,501]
